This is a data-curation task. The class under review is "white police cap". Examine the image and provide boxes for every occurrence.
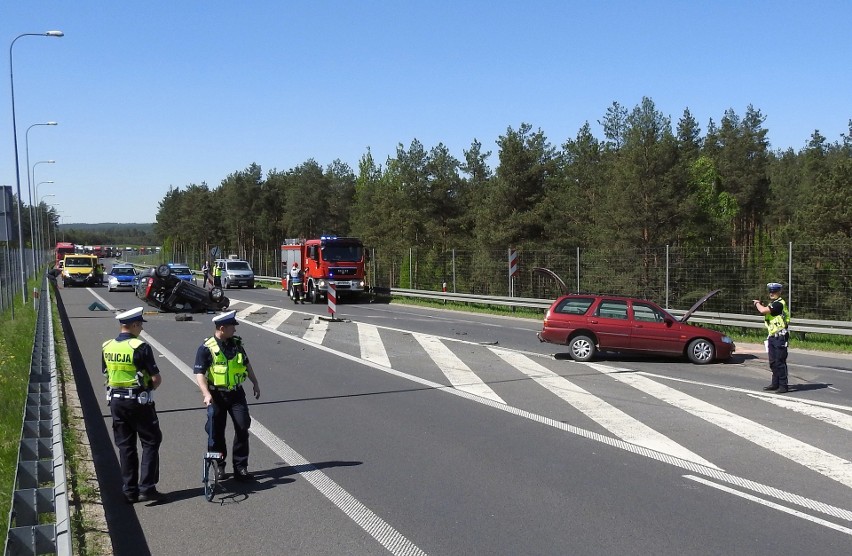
[767,282,783,292]
[116,306,146,324]
[212,310,239,326]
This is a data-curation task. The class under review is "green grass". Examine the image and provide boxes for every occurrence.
[390,296,852,354]
[0,291,37,549]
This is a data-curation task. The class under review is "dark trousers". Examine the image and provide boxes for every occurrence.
[205,386,251,470]
[768,335,789,388]
[214,275,221,287]
[110,398,162,495]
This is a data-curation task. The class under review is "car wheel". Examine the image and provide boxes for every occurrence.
[310,285,320,304]
[156,264,171,278]
[687,339,715,364]
[210,287,224,302]
[569,335,596,362]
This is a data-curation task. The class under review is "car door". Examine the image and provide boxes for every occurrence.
[589,299,630,350]
[629,301,682,354]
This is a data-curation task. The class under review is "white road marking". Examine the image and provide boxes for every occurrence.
[236,303,263,320]
[684,475,852,536]
[262,309,293,331]
[491,348,719,469]
[225,312,852,527]
[752,395,852,432]
[139,333,425,556]
[586,362,852,490]
[303,315,328,344]
[357,323,391,368]
[638,371,852,412]
[413,333,505,404]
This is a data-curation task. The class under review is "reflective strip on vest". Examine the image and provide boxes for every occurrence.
[102,338,147,388]
[764,297,790,335]
[204,336,248,389]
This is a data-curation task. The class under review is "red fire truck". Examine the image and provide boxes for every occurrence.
[281,237,367,303]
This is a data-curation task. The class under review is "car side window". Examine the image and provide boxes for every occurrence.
[632,302,665,323]
[596,300,628,320]
[555,298,594,315]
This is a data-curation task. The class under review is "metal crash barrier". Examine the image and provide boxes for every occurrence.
[5,276,71,556]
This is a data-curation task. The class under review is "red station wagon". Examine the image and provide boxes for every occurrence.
[537,290,735,364]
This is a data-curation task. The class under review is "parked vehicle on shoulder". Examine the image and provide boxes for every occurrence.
[215,258,254,289]
[61,254,99,287]
[168,263,196,285]
[107,264,138,292]
[135,264,229,313]
[537,290,735,364]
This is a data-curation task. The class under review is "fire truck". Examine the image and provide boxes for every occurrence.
[281,237,366,303]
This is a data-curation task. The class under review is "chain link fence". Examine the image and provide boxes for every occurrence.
[0,246,41,315]
[367,243,851,321]
[143,242,850,322]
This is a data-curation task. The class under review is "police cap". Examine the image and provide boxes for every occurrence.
[212,310,239,327]
[766,282,783,293]
[116,306,146,324]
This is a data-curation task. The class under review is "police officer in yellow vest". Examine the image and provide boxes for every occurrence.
[194,310,261,481]
[102,307,165,503]
[753,282,791,393]
[213,261,222,287]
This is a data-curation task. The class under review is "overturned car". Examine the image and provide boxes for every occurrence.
[135,264,230,313]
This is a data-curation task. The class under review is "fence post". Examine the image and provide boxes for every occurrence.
[576,247,580,293]
[666,244,670,309]
[788,241,793,312]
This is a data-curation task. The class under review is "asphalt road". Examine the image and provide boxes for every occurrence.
[55,281,852,555]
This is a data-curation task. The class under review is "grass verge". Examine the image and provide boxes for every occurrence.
[0,293,37,550]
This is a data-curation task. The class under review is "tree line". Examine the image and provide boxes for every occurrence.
[152,97,850,316]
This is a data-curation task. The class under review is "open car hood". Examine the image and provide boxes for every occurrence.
[680,289,721,323]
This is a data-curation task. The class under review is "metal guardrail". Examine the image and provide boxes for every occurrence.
[390,288,852,337]
[5,276,71,556]
[135,272,852,337]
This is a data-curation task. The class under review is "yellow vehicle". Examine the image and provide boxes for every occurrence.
[62,254,99,287]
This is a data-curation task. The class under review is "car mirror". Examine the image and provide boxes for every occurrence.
[664,317,674,327]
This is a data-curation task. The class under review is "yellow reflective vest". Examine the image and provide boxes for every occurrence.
[764,297,790,336]
[204,336,247,389]
[102,338,149,388]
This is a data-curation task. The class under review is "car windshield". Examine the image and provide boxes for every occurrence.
[322,244,363,262]
[65,257,94,268]
[226,262,251,271]
[112,268,135,276]
[171,266,191,274]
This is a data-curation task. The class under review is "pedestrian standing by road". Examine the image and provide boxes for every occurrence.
[201,260,210,288]
[288,261,305,303]
[193,310,261,481]
[102,307,165,503]
[753,282,791,393]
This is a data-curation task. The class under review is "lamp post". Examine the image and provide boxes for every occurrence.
[37,188,55,256]
[35,180,54,258]
[9,30,64,301]
[25,121,57,269]
[32,161,54,259]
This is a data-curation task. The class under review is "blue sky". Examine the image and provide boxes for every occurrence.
[3,1,849,224]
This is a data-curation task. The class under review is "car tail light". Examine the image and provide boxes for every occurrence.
[145,278,154,297]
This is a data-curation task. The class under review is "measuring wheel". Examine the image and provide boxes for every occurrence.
[202,452,224,502]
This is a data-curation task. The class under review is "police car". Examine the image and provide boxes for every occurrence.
[168,263,196,285]
[107,264,138,292]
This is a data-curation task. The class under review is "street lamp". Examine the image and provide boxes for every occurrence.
[9,30,64,301]
[36,184,55,256]
[31,161,54,261]
[25,121,57,268]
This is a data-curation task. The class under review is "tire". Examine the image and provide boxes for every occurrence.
[223,278,229,289]
[156,264,171,278]
[569,335,596,362]
[687,338,715,364]
[209,287,224,302]
[310,285,320,304]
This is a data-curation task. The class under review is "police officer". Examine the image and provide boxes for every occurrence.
[213,261,222,287]
[194,310,261,481]
[102,307,165,503]
[753,282,791,393]
[289,261,304,303]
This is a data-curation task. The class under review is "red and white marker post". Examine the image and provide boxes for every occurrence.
[327,282,337,318]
